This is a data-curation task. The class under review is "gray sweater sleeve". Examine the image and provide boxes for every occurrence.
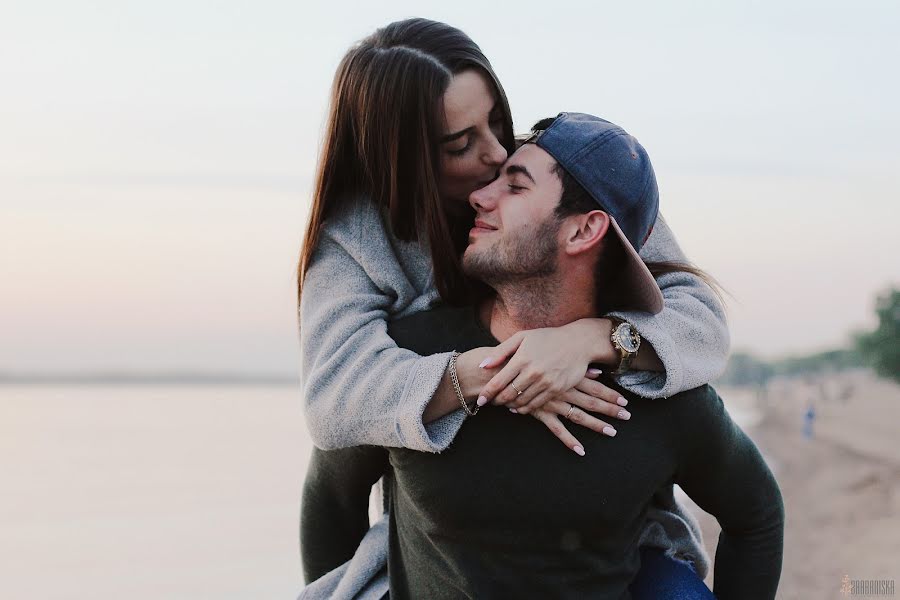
[608,215,730,398]
[300,202,466,452]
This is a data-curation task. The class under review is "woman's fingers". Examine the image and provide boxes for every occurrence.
[480,359,531,406]
[520,377,633,420]
[505,370,567,411]
[546,399,618,437]
[531,410,585,456]
[504,374,544,408]
[567,384,632,421]
[575,377,629,409]
[520,395,624,455]
[515,388,554,414]
[515,369,604,414]
[477,331,525,370]
[481,331,604,409]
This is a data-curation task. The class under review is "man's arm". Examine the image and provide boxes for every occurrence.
[675,387,785,600]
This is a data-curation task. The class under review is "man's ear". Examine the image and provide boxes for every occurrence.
[563,210,610,256]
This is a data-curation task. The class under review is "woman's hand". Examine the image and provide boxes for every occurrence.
[476,318,619,413]
[519,378,629,456]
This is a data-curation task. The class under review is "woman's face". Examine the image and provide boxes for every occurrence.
[437,69,509,208]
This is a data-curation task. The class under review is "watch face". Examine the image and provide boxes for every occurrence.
[616,323,640,353]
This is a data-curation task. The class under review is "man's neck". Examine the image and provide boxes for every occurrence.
[481,272,596,342]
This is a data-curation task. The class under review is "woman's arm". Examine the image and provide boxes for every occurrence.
[676,387,785,599]
[301,210,466,452]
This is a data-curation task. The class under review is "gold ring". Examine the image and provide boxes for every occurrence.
[511,382,524,396]
[565,405,576,420]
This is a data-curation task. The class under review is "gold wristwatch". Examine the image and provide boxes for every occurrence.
[609,318,641,375]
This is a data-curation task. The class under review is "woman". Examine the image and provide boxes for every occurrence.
[298,18,729,599]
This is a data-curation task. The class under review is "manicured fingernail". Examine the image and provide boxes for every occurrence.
[587,368,602,376]
[573,445,585,456]
[616,397,628,407]
[603,426,617,437]
[478,358,491,368]
[617,410,631,420]
[509,408,518,414]
[476,395,489,407]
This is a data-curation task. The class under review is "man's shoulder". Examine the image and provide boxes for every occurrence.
[621,385,733,451]
[663,384,730,432]
[669,384,719,403]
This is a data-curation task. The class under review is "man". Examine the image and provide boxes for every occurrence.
[301,113,784,600]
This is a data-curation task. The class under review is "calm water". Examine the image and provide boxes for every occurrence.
[0,384,311,600]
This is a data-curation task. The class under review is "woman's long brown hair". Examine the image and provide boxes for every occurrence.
[297,19,515,306]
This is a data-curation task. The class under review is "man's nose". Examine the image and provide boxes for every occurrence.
[469,179,497,210]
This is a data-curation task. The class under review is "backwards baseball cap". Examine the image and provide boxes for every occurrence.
[522,112,664,314]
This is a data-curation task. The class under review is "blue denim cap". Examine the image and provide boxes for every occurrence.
[527,112,664,313]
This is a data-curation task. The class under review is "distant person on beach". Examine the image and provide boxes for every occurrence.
[297,18,733,599]
[300,114,784,599]
[804,401,816,439]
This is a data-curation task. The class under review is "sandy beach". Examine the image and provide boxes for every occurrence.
[691,372,900,598]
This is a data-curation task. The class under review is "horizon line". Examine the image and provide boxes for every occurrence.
[0,370,299,386]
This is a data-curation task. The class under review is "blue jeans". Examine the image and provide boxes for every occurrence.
[629,547,716,599]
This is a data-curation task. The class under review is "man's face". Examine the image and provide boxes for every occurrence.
[462,144,564,284]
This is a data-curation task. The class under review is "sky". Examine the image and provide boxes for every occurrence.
[1,0,898,374]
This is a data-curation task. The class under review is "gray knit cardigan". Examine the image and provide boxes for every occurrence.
[298,198,730,599]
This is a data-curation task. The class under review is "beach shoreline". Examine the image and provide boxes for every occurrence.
[689,373,899,599]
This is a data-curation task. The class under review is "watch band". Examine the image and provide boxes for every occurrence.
[609,318,640,375]
[615,344,636,375]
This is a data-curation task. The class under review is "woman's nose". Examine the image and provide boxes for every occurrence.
[482,135,508,166]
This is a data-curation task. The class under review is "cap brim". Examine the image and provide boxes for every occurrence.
[608,217,664,314]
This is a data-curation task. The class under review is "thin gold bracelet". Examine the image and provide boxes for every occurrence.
[449,351,478,416]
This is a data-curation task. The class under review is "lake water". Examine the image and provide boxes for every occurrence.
[0,384,311,600]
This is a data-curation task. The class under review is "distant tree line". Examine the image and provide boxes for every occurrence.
[718,287,899,386]
[855,287,900,382]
